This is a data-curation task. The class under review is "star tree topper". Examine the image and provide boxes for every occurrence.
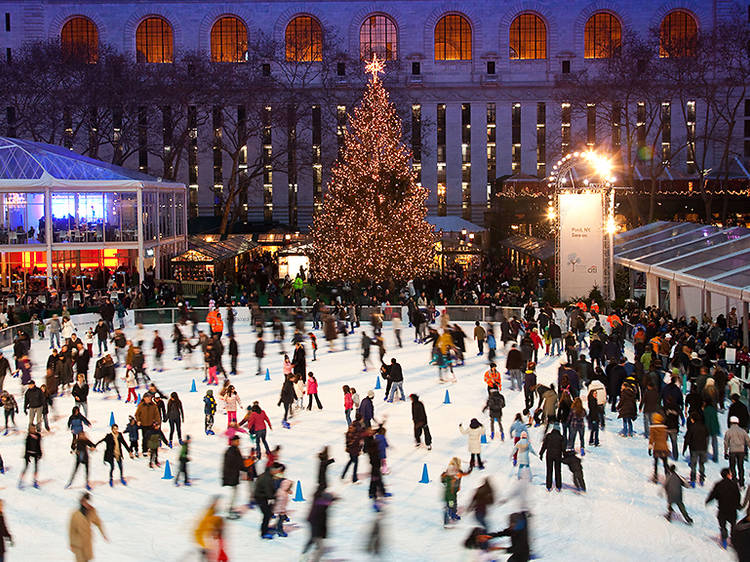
[365,54,385,82]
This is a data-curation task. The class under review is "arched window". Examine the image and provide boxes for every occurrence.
[136,16,173,63]
[211,16,247,62]
[660,10,697,57]
[434,14,472,61]
[584,12,621,59]
[360,15,398,61]
[61,16,98,63]
[509,13,547,60]
[285,16,322,62]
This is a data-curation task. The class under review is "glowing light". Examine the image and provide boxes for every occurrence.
[547,208,556,220]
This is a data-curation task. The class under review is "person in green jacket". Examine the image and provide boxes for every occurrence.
[175,435,191,486]
[440,457,470,527]
[703,400,720,462]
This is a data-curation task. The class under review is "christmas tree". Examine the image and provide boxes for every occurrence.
[311,57,435,282]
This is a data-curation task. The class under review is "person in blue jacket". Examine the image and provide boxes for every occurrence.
[358,390,375,428]
[67,406,90,452]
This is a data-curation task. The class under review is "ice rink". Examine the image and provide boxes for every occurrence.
[0,316,736,561]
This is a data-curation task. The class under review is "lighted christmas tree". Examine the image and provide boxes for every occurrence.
[311,57,435,282]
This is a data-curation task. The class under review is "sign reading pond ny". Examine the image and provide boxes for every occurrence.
[558,191,604,301]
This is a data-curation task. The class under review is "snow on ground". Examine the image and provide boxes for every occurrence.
[0,318,738,561]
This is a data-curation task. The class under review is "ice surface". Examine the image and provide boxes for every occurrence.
[0,319,735,561]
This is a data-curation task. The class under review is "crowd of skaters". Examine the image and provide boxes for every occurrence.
[0,289,750,559]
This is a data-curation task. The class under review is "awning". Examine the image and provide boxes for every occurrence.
[427,216,486,233]
[172,235,259,263]
[500,234,555,261]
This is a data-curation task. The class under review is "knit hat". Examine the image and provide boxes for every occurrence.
[730,416,740,424]
[690,352,698,359]
[651,413,664,424]
[520,430,528,439]
[367,390,375,398]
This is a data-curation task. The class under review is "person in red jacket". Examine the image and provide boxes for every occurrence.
[152,331,164,372]
[239,403,272,457]
[307,373,323,411]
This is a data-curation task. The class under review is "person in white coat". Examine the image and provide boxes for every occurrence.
[61,318,76,343]
[459,418,485,470]
[223,386,241,428]
[587,378,607,428]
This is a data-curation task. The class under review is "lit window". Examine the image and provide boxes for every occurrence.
[584,12,621,59]
[434,14,471,61]
[61,16,98,63]
[211,16,247,62]
[360,15,397,61]
[136,17,173,63]
[509,13,546,60]
[660,10,697,57]
[285,16,322,62]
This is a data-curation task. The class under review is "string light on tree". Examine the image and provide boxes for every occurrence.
[311,56,435,282]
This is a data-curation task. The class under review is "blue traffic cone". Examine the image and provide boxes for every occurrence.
[161,460,173,480]
[264,369,271,381]
[190,379,197,392]
[109,412,115,426]
[480,434,488,444]
[443,389,451,404]
[293,480,305,502]
[419,463,430,484]
[375,377,381,390]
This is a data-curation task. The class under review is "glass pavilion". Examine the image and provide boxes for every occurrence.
[0,137,187,290]
[614,221,750,346]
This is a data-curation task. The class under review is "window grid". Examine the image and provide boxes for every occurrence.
[461,103,471,219]
[312,104,322,215]
[537,102,546,178]
[435,14,472,61]
[412,104,422,186]
[187,105,198,218]
[360,15,397,61]
[611,102,621,150]
[211,16,247,63]
[687,100,696,173]
[561,103,571,155]
[285,16,322,62]
[510,13,546,60]
[437,104,447,215]
[660,10,697,58]
[586,103,596,148]
[212,106,223,216]
[136,17,173,63]
[61,17,98,63]
[486,103,496,208]
[512,103,521,173]
[584,12,621,59]
[336,105,347,157]
[262,105,273,222]
[661,101,671,164]
[287,105,297,227]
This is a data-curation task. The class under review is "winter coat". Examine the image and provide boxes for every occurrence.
[540,428,565,460]
[221,445,245,487]
[707,477,741,517]
[67,413,90,435]
[703,405,720,436]
[307,378,319,395]
[724,424,750,454]
[588,380,607,405]
[567,410,586,433]
[274,479,293,514]
[243,410,271,432]
[24,386,45,410]
[358,396,374,426]
[460,423,484,454]
[97,432,132,463]
[344,392,353,410]
[683,420,709,453]
[254,339,265,358]
[664,470,689,503]
[411,399,428,427]
[72,382,89,404]
[345,422,364,456]
[510,420,526,439]
[24,431,42,460]
[135,401,161,428]
[254,468,276,501]
[649,423,670,458]
[388,362,404,383]
[617,385,637,419]
[542,389,557,417]
[513,437,535,466]
[641,387,660,414]
[484,392,505,419]
[223,393,241,413]
[729,402,750,431]
[506,348,524,370]
[203,394,217,415]
[166,398,184,422]
[69,506,104,561]
[279,378,296,405]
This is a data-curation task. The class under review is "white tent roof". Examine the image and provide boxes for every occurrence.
[0,136,184,190]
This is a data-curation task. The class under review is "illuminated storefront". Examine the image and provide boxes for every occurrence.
[0,137,187,290]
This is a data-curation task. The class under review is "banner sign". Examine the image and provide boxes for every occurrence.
[559,191,604,301]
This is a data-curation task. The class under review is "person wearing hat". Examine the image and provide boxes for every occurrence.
[648,413,670,482]
[358,390,375,428]
[483,363,502,392]
[69,492,107,562]
[725,416,750,488]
